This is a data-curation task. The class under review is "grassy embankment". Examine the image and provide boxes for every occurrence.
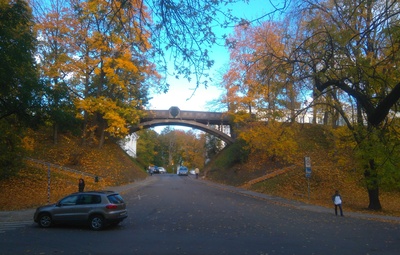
[0,129,148,210]
[204,124,400,217]
[1,125,399,218]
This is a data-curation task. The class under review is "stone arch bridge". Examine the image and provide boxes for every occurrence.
[130,107,234,144]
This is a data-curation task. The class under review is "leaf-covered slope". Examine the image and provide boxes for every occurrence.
[204,124,400,217]
[0,129,147,210]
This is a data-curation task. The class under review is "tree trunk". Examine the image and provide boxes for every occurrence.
[98,118,106,149]
[332,109,339,128]
[53,122,58,145]
[312,87,317,125]
[364,159,382,210]
[323,111,329,125]
[367,187,382,210]
[81,111,88,146]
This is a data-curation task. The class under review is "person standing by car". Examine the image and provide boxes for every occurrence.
[195,168,200,179]
[332,190,344,216]
[78,178,85,192]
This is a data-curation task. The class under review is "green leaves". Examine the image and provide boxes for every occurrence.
[0,0,40,122]
[0,0,41,177]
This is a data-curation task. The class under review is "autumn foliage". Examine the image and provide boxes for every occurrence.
[0,128,147,210]
[221,0,400,211]
[238,121,298,164]
[204,124,400,217]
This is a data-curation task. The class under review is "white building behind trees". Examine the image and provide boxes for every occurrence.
[119,133,139,158]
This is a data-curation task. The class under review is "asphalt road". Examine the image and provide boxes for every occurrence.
[1,174,399,255]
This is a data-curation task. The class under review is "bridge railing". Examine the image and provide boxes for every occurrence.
[143,110,230,125]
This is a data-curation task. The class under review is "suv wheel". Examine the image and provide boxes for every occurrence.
[38,213,52,228]
[89,215,104,230]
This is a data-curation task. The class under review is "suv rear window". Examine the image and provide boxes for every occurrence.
[107,194,125,204]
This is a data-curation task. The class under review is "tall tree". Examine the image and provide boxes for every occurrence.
[0,0,41,178]
[223,21,300,125]
[0,0,41,122]
[33,0,77,144]
[157,127,207,170]
[136,129,160,167]
[32,0,161,147]
[179,130,206,169]
[287,0,400,210]
[71,0,161,147]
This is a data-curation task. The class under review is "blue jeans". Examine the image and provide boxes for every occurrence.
[335,204,344,216]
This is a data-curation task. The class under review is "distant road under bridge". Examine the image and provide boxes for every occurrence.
[130,107,234,144]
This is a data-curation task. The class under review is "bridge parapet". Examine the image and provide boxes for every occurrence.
[132,107,234,144]
[143,109,230,125]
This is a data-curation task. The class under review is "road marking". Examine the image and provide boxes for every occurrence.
[0,221,32,234]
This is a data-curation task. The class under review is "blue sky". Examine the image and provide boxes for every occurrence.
[148,0,273,114]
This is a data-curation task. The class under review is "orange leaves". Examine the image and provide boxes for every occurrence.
[223,21,297,124]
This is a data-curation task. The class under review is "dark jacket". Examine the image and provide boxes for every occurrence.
[78,180,85,192]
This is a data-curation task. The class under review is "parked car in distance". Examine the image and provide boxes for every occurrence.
[178,166,189,176]
[34,191,127,230]
[158,167,166,173]
[152,166,160,174]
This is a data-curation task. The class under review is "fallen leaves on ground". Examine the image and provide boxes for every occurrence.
[0,131,147,211]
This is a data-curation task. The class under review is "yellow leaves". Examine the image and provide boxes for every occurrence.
[21,135,35,151]
[0,131,147,210]
[103,111,129,137]
[75,96,141,138]
[238,122,298,164]
[101,50,140,91]
[34,0,159,145]
[330,126,357,169]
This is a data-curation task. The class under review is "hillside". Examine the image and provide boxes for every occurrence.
[1,125,399,218]
[0,128,148,210]
[204,124,400,217]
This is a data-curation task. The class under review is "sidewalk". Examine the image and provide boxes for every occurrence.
[1,176,399,224]
[203,179,400,223]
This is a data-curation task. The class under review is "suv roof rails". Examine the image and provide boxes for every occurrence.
[73,190,116,194]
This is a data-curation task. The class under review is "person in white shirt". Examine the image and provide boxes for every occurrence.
[332,190,344,216]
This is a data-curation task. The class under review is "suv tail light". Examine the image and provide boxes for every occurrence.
[106,204,118,209]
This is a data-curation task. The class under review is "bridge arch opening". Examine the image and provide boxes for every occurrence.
[131,119,234,145]
[130,107,234,145]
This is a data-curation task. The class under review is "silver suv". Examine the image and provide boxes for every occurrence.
[34,191,127,230]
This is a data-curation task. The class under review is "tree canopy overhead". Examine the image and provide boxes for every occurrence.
[142,0,289,89]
